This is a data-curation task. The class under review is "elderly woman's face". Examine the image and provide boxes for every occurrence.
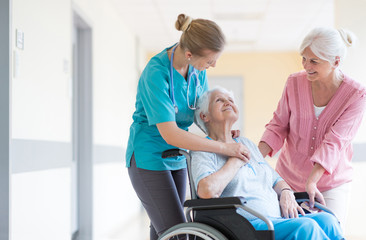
[302,47,335,82]
[207,90,239,123]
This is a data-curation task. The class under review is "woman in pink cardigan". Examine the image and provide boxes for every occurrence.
[259,27,366,231]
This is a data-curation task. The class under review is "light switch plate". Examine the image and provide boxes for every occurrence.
[16,29,24,50]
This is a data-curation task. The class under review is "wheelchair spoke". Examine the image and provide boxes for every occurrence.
[159,223,228,240]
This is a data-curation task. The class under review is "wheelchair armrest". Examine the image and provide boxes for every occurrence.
[184,197,275,231]
[184,196,246,209]
[294,192,336,217]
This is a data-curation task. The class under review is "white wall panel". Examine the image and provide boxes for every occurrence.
[12,0,72,142]
[11,0,142,239]
[11,169,71,240]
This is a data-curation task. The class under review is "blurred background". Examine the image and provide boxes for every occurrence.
[0,0,365,239]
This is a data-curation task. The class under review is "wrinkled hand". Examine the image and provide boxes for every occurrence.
[231,129,240,139]
[224,142,250,161]
[228,156,249,168]
[305,182,326,210]
[279,190,305,218]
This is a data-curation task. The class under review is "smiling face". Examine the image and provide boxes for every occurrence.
[188,49,222,71]
[301,47,336,82]
[204,89,239,124]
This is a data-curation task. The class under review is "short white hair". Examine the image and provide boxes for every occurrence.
[194,86,235,135]
[299,27,356,79]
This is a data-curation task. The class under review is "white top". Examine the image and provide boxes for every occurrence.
[314,105,326,118]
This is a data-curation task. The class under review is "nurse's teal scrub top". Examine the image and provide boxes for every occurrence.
[126,45,209,171]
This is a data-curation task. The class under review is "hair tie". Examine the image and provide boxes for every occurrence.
[338,29,352,46]
[181,16,193,32]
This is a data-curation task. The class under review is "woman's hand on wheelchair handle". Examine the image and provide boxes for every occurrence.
[305,181,326,210]
[280,190,305,218]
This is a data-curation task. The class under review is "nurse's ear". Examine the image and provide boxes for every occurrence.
[185,51,193,61]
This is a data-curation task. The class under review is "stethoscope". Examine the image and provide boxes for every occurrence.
[170,44,200,114]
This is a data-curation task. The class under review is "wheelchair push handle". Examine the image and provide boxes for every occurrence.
[294,192,336,217]
[162,148,182,158]
[162,149,190,161]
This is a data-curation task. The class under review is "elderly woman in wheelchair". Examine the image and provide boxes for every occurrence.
[187,87,344,240]
[159,87,344,240]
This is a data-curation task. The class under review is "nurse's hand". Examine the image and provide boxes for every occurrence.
[279,190,305,218]
[305,182,326,210]
[223,142,250,160]
[231,129,240,138]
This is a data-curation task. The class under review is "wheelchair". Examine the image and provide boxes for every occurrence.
[158,149,336,240]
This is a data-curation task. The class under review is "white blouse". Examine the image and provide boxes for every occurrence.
[314,105,326,118]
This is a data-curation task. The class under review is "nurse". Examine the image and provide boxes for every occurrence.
[126,14,250,240]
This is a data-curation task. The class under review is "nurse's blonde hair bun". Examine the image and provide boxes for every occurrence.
[175,14,193,32]
[175,13,225,56]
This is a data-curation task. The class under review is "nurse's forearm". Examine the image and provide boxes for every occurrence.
[157,121,251,161]
[157,121,225,153]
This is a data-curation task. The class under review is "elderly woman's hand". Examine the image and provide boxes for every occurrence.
[279,189,306,218]
[227,156,249,168]
[223,142,250,161]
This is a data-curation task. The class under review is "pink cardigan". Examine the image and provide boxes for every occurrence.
[261,71,366,192]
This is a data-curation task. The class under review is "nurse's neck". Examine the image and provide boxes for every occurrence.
[170,45,189,78]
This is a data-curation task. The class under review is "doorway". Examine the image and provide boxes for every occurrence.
[72,12,93,240]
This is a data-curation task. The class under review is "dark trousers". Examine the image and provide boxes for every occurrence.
[128,154,187,240]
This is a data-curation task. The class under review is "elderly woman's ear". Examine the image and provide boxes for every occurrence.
[200,112,209,123]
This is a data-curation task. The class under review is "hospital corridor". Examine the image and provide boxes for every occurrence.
[1,0,366,239]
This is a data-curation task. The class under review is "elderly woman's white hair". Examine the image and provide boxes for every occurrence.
[299,27,356,80]
[194,86,235,135]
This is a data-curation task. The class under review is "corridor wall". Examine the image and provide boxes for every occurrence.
[10,0,143,239]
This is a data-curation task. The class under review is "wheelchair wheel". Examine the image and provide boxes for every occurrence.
[159,222,228,240]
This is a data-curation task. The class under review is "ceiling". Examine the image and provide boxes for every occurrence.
[110,0,334,52]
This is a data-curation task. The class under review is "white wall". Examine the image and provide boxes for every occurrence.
[12,0,72,142]
[10,0,142,239]
[335,1,366,239]
[335,0,366,143]
[76,1,143,238]
[11,0,72,238]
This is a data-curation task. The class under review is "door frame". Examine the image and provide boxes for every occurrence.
[0,0,12,239]
[71,11,93,240]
